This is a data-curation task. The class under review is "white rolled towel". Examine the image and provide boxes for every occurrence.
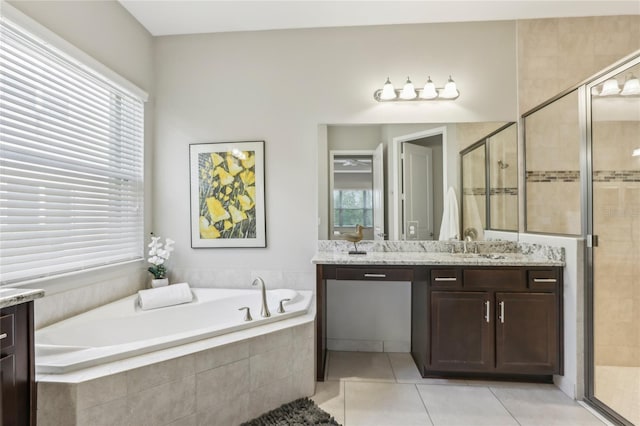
[138,282,193,310]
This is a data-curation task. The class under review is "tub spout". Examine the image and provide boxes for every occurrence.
[252,277,271,317]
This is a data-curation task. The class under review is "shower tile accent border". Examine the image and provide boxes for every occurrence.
[36,320,315,426]
[526,170,580,182]
[593,170,640,182]
[527,170,640,183]
[463,187,518,196]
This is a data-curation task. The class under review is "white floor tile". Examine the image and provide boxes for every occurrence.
[314,352,609,426]
[327,351,396,382]
[312,380,345,425]
[388,353,468,386]
[418,384,518,426]
[345,382,433,426]
[491,385,607,426]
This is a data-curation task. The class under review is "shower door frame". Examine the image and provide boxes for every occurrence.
[584,53,640,426]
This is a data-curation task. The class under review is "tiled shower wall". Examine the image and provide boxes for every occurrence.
[592,121,640,367]
[524,89,581,235]
[519,16,640,235]
[489,125,518,230]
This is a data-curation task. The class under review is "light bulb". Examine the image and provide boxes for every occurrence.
[621,75,640,96]
[600,78,621,96]
[440,75,459,99]
[379,77,397,100]
[400,77,417,100]
[420,76,438,99]
[633,148,640,157]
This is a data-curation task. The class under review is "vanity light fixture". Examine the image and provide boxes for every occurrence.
[594,74,640,97]
[633,148,640,157]
[374,75,459,101]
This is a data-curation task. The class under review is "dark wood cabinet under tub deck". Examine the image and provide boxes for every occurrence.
[1,289,43,426]
[313,250,564,383]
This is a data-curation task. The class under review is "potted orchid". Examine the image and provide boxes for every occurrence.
[147,234,175,288]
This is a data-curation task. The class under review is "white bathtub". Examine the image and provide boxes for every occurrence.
[36,287,313,374]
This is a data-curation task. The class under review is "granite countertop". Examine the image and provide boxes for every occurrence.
[312,251,563,266]
[0,287,45,309]
[312,240,565,267]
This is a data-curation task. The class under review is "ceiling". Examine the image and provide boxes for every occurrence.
[118,1,640,37]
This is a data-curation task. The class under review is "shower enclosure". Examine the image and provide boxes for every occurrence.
[587,55,640,426]
[524,52,640,425]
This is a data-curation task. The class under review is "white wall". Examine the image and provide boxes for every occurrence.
[6,0,156,327]
[154,20,516,289]
[518,234,585,400]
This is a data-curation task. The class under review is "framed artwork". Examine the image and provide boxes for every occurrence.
[189,141,266,248]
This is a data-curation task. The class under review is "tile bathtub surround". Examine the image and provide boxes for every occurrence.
[313,351,610,426]
[36,320,315,426]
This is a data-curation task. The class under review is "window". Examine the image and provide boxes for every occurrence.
[333,190,373,227]
[0,16,145,284]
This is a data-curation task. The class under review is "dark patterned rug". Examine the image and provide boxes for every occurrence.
[241,397,342,426]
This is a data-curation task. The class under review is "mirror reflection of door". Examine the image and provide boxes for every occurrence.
[402,144,434,240]
[330,148,384,240]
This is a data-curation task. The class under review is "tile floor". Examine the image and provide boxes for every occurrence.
[312,351,611,426]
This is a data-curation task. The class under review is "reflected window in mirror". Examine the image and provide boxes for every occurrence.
[331,154,375,240]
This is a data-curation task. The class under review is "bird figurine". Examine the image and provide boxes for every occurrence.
[340,224,365,255]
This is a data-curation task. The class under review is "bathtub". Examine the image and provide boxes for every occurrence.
[36,287,313,374]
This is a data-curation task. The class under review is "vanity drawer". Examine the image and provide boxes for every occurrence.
[464,268,525,290]
[335,267,413,281]
[528,270,559,291]
[430,269,462,288]
[0,309,16,355]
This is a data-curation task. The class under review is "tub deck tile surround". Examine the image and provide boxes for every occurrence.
[36,315,315,426]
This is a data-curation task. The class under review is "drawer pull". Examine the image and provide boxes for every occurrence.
[364,273,386,278]
[434,277,457,282]
[0,333,6,340]
[533,278,557,283]
[499,301,505,323]
[484,301,490,323]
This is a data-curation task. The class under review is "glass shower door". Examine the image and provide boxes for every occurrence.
[590,59,640,425]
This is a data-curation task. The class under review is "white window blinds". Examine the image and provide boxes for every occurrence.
[0,17,145,285]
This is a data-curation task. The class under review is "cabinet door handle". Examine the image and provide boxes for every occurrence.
[499,301,505,323]
[533,278,557,283]
[484,301,490,323]
[434,277,457,282]
[0,333,6,340]
[364,273,386,278]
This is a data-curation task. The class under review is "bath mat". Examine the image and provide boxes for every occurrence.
[241,397,341,426]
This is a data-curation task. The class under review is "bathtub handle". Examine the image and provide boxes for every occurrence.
[277,298,291,314]
[238,306,253,321]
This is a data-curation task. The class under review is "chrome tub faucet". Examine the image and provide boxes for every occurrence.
[252,277,271,317]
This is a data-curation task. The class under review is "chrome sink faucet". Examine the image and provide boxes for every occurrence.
[252,277,271,317]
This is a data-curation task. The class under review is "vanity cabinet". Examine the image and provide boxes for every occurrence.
[413,266,563,379]
[1,301,36,426]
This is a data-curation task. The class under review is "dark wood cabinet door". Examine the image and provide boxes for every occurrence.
[430,291,493,372]
[1,354,17,426]
[495,292,558,374]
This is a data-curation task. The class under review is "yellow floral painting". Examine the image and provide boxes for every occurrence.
[190,141,266,248]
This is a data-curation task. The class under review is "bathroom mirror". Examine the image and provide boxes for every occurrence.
[318,122,516,241]
[460,122,518,239]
